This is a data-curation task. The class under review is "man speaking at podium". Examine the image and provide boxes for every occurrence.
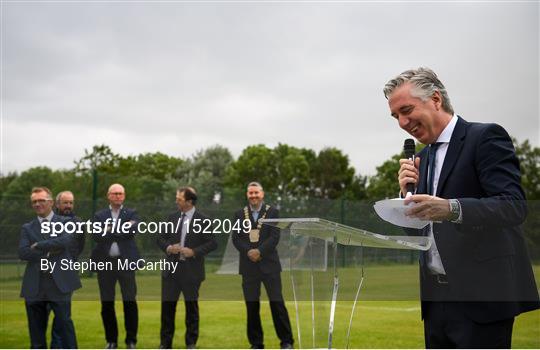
[386,67,539,348]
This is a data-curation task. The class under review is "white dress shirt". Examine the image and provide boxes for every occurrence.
[426,114,458,275]
[109,205,122,257]
[38,210,55,223]
[179,206,196,248]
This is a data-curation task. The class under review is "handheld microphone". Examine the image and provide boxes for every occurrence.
[403,138,416,197]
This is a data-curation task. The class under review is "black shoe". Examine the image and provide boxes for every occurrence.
[281,343,293,349]
[250,345,264,349]
[105,343,117,349]
[126,342,136,349]
[186,344,196,349]
[159,344,171,349]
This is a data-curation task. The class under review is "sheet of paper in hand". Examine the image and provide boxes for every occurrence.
[374,198,430,229]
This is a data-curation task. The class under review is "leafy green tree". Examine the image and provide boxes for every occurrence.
[0,172,18,196]
[272,144,311,199]
[0,167,57,256]
[120,152,184,181]
[172,145,234,203]
[512,138,540,259]
[344,175,368,200]
[226,144,366,201]
[366,154,401,199]
[74,145,186,203]
[74,144,121,174]
[366,143,425,200]
[513,138,540,200]
[313,147,356,199]
[225,144,278,196]
[1,167,56,200]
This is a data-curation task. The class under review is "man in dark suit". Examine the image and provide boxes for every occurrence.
[92,183,140,349]
[49,190,85,349]
[19,187,81,349]
[232,182,293,349]
[56,191,85,257]
[387,67,540,348]
[157,186,217,349]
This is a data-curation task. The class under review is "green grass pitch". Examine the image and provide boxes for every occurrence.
[1,264,538,348]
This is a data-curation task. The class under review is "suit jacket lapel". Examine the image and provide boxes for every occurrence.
[31,218,45,242]
[169,211,181,244]
[118,208,127,221]
[186,210,198,244]
[436,117,468,196]
[32,214,60,240]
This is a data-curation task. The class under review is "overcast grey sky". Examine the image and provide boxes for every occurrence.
[2,1,538,176]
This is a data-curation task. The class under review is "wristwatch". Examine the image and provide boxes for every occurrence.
[448,199,461,222]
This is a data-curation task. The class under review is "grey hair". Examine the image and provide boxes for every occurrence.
[247,181,263,191]
[383,67,454,115]
[56,191,74,203]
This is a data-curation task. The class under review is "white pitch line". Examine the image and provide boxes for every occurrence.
[358,306,420,312]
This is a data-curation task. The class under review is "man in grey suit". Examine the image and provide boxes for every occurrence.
[19,187,81,349]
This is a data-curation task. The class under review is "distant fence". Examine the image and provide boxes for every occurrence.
[2,195,539,280]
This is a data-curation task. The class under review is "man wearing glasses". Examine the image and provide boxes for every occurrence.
[19,187,81,348]
[91,183,140,349]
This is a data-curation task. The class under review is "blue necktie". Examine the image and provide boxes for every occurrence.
[427,143,442,195]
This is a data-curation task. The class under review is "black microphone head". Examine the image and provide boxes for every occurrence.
[403,138,416,159]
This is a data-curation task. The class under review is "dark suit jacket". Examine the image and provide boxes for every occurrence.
[232,204,282,276]
[412,116,539,322]
[91,206,140,263]
[56,212,85,258]
[18,214,82,299]
[157,209,217,280]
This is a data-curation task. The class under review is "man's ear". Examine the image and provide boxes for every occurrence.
[431,91,442,111]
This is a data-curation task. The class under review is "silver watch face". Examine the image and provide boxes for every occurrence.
[450,200,459,216]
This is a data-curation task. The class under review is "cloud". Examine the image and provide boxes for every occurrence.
[2,2,538,176]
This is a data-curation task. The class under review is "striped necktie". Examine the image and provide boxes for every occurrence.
[427,143,443,195]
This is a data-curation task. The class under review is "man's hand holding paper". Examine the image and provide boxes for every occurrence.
[404,195,452,222]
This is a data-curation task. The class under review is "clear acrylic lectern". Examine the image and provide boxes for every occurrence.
[261,218,431,349]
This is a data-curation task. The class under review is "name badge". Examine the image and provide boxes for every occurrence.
[249,229,260,243]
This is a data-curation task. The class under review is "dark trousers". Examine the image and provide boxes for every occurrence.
[47,305,63,349]
[424,301,514,348]
[160,271,201,348]
[242,272,293,348]
[422,274,514,348]
[25,274,77,349]
[97,267,138,345]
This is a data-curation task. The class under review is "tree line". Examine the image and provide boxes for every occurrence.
[1,139,538,203]
[0,139,538,258]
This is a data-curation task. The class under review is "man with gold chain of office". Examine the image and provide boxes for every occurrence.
[232,181,293,349]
